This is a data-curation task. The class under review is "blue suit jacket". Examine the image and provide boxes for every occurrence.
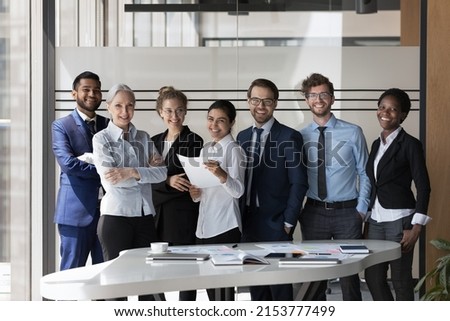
[237,119,308,241]
[52,109,109,227]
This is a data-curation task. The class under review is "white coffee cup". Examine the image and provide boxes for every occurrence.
[151,242,169,253]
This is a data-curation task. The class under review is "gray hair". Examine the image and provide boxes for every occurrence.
[105,83,135,104]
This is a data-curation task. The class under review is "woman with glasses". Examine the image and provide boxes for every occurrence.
[151,86,204,301]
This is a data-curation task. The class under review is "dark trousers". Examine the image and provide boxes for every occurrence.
[365,216,415,301]
[58,212,103,270]
[241,218,294,301]
[299,203,363,301]
[196,227,242,301]
[97,214,164,301]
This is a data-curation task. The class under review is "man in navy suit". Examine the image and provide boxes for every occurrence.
[237,78,308,300]
[52,71,109,270]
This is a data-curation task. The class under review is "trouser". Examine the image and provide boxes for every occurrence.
[365,216,415,301]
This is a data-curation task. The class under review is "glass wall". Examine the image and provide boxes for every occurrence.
[0,0,32,300]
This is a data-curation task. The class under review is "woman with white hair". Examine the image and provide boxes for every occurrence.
[93,83,167,300]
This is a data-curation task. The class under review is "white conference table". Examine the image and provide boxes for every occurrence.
[40,239,400,301]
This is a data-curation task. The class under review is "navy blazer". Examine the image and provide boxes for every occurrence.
[237,119,308,241]
[52,109,109,226]
[367,128,431,214]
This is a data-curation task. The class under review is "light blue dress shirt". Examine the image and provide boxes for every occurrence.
[93,121,167,217]
[300,114,371,215]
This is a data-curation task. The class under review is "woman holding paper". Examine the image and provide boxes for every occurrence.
[151,86,203,301]
[189,100,246,300]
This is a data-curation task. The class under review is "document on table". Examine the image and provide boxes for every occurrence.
[177,154,221,188]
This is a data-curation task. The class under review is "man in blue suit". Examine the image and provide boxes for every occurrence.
[52,71,109,270]
[237,78,308,300]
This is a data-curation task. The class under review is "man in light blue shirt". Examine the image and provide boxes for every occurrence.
[298,73,371,301]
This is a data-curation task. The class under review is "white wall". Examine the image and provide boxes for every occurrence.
[56,46,420,144]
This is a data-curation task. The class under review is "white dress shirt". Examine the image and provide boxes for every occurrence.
[93,121,167,217]
[194,134,246,239]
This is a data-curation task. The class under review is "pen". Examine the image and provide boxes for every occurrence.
[309,252,331,255]
[232,244,238,248]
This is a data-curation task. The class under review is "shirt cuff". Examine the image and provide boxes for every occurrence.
[284,222,293,228]
[411,213,432,226]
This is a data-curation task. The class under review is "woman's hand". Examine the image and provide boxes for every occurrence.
[204,160,227,184]
[149,154,165,167]
[189,185,201,201]
[400,224,422,253]
[104,168,139,184]
[168,173,191,192]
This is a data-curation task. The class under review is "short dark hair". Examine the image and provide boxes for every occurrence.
[247,78,279,100]
[72,71,101,90]
[377,88,411,122]
[301,73,334,96]
[208,100,237,123]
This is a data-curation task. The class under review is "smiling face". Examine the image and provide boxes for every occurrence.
[107,90,135,131]
[377,95,406,134]
[159,98,186,132]
[304,84,334,122]
[248,85,277,127]
[207,108,234,142]
[72,78,102,118]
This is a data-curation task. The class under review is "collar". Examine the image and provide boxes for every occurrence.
[312,113,336,130]
[380,126,402,146]
[107,121,137,141]
[253,117,275,134]
[75,108,97,122]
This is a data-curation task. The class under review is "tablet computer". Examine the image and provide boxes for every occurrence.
[146,253,211,261]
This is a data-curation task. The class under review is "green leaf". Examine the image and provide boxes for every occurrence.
[430,239,450,251]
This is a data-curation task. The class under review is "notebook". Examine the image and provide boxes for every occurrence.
[146,252,211,262]
[211,251,269,266]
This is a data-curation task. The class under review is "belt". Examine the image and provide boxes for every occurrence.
[306,198,357,210]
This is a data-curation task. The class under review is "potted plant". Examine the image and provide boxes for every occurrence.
[414,238,450,300]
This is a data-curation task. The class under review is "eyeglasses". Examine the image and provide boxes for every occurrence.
[249,97,276,107]
[305,92,332,100]
[162,108,186,116]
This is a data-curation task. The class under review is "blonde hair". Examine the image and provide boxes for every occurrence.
[155,86,188,114]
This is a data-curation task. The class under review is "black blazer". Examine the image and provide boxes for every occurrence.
[237,119,308,242]
[366,128,431,214]
[151,126,204,244]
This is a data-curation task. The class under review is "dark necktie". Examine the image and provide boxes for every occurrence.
[85,119,96,135]
[317,126,327,200]
[250,127,264,209]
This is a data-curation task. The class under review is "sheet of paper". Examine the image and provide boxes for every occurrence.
[177,154,221,188]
